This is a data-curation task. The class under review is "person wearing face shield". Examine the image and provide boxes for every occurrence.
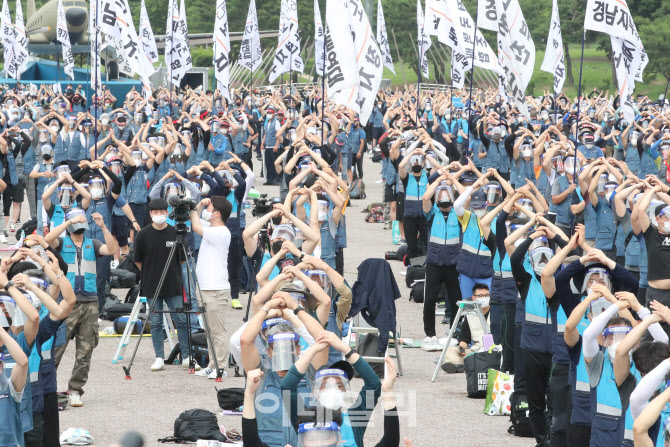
[398,144,431,260]
[0,323,31,447]
[551,155,581,238]
[1,124,32,234]
[125,143,156,232]
[262,106,283,185]
[50,113,86,172]
[206,119,231,167]
[30,144,57,237]
[240,295,328,447]
[41,169,91,233]
[577,133,604,161]
[419,175,465,351]
[112,114,134,143]
[43,208,116,407]
[618,123,641,176]
[478,122,512,181]
[587,163,620,261]
[453,175,496,304]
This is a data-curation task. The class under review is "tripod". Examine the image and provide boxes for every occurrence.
[243,221,272,322]
[122,221,223,381]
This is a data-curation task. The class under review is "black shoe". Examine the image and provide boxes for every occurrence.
[441,316,450,325]
[441,363,464,374]
[263,181,273,185]
[256,155,263,161]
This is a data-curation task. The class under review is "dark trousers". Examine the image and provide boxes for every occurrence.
[423,263,461,337]
[501,304,516,374]
[551,362,571,447]
[523,350,553,447]
[96,254,112,314]
[514,325,525,390]
[24,412,43,447]
[353,152,364,179]
[227,236,242,299]
[567,423,591,447]
[336,247,344,276]
[490,303,502,343]
[403,215,428,260]
[41,392,60,447]
[264,147,278,183]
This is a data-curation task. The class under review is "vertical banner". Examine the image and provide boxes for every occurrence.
[314,0,325,76]
[179,0,192,73]
[213,0,230,99]
[8,0,29,78]
[540,0,565,94]
[269,0,304,82]
[238,0,262,72]
[139,0,159,64]
[1,0,14,78]
[376,0,394,74]
[57,0,75,80]
[417,0,431,79]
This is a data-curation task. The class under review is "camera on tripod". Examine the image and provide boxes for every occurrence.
[167,194,197,235]
[252,194,281,217]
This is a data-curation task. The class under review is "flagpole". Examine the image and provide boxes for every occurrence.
[573,29,586,187]
[465,7,479,140]
[94,2,99,160]
[57,43,61,84]
[416,37,423,124]
[320,40,326,152]
[169,8,174,118]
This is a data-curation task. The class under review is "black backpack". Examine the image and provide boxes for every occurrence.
[509,390,533,437]
[173,409,228,442]
[354,333,385,379]
[349,179,366,199]
[15,218,37,241]
[409,282,424,303]
[405,265,426,288]
[217,388,245,411]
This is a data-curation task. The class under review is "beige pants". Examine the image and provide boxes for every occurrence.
[201,289,233,370]
[443,346,473,365]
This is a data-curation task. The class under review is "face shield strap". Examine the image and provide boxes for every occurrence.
[271,224,296,243]
[589,297,611,318]
[268,332,300,371]
[298,422,341,447]
[65,208,89,233]
[304,269,330,291]
[602,326,632,345]
[582,267,612,293]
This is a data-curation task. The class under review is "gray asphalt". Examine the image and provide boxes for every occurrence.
[48,153,536,446]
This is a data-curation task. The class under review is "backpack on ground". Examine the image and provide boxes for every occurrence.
[354,333,385,379]
[109,268,136,288]
[365,206,384,223]
[409,282,424,303]
[349,178,366,199]
[405,265,426,288]
[217,388,245,411]
[173,409,228,442]
[508,390,533,437]
[117,249,141,282]
[16,218,37,241]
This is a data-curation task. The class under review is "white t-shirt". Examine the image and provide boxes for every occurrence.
[196,223,231,290]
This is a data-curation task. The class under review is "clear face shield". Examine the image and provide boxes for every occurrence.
[267,333,300,372]
[409,155,423,172]
[65,208,89,234]
[89,178,106,200]
[583,268,612,294]
[11,291,42,327]
[298,423,341,447]
[552,156,565,173]
[211,121,221,134]
[589,297,611,318]
[55,165,71,180]
[649,200,665,228]
[271,224,296,244]
[108,159,123,176]
[528,236,549,252]
[260,318,285,340]
[485,183,502,206]
[293,227,304,249]
[28,276,49,293]
[131,151,143,166]
[304,269,330,291]
[0,294,16,328]
[564,157,580,176]
[436,185,454,209]
[314,369,350,410]
[317,200,330,222]
[602,326,632,358]
[520,144,533,159]
[596,174,607,194]
[162,183,183,200]
[517,198,533,214]
[58,185,75,208]
[530,247,554,276]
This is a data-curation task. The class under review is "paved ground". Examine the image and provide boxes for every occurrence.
[45,154,537,446]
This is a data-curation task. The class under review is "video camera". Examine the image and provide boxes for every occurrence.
[252,194,281,217]
[168,194,197,224]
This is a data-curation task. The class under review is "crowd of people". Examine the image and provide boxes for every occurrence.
[2,79,670,447]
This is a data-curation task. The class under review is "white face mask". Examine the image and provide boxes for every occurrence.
[39,134,48,142]
[630,138,638,146]
[607,342,619,361]
[318,387,346,410]
[479,297,490,308]
[585,143,594,150]
[663,221,670,234]
[90,189,104,200]
[473,208,486,219]
[201,183,210,195]
[201,209,212,222]
[151,214,167,225]
[522,149,532,158]
[101,118,109,126]
[318,210,328,222]
[605,192,613,202]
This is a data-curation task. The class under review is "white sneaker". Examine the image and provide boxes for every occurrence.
[151,358,165,371]
[421,336,441,352]
[110,260,119,269]
[68,392,83,407]
[182,357,201,371]
[208,369,227,380]
[9,223,15,232]
[0,234,7,244]
[195,368,214,377]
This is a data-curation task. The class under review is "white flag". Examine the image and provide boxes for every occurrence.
[1,0,14,78]
[492,0,535,115]
[89,0,102,96]
[238,0,262,72]
[57,0,74,80]
[314,0,325,76]
[477,0,498,32]
[165,0,191,86]
[269,0,304,83]
[7,0,29,78]
[179,0,192,72]
[540,0,565,94]
[376,0,394,74]
[213,0,230,99]
[325,0,383,125]
[584,0,646,123]
[417,0,431,79]
[139,0,159,63]
[100,0,155,93]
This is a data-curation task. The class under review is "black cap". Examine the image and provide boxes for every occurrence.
[326,360,355,381]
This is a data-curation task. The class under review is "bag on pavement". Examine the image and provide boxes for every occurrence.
[484,368,514,416]
[463,349,501,398]
[173,409,228,442]
[509,390,533,437]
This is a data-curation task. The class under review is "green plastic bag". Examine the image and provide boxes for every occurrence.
[484,368,514,416]
[392,221,400,245]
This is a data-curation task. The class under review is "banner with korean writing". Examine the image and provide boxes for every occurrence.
[57,0,75,80]
[451,0,499,74]
[213,0,230,99]
[314,0,325,76]
[540,0,565,94]
[139,0,159,64]
[178,0,192,73]
[269,0,304,82]
[7,0,29,79]
[377,0,394,74]
[1,0,14,78]
[325,0,358,111]
[165,0,190,85]
[477,0,498,32]
[238,0,262,72]
[417,0,431,79]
